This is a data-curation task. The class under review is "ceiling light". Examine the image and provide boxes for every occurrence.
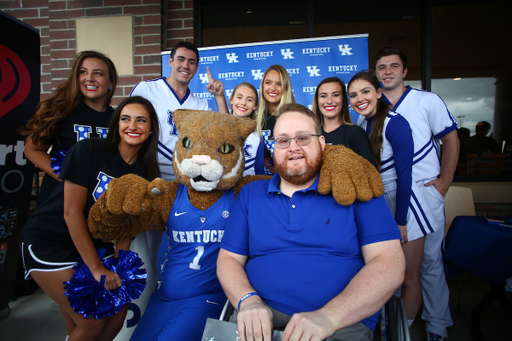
[466,98,472,100]
[454,77,461,80]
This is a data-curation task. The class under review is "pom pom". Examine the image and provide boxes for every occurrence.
[51,148,70,175]
[64,250,147,319]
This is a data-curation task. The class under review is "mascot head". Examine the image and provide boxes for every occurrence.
[172,109,256,192]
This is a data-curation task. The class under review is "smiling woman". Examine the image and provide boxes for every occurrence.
[20,51,118,205]
[255,65,296,174]
[19,96,160,341]
[118,103,152,153]
[228,82,265,175]
[312,77,376,166]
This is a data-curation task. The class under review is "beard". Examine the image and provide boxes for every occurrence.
[275,151,322,186]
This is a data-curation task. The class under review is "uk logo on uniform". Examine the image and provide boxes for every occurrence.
[167,110,179,136]
[94,172,114,201]
[243,143,252,157]
[226,53,239,63]
[307,66,321,77]
[96,127,109,138]
[74,124,92,141]
[281,48,294,59]
[199,73,209,84]
[252,69,264,80]
[339,44,353,56]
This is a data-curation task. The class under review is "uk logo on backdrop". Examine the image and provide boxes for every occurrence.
[281,48,294,59]
[199,73,209,84]
[174,35,369,114]
[339,44,353,56]
[252,69,264,80]
[307,66,321,77]
[226,53,239,63]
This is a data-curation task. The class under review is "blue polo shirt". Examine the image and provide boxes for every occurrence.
[221,173,400,330]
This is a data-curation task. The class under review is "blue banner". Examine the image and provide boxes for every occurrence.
[162,34,368,122]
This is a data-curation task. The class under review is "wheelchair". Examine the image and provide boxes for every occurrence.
[216,296,410,341]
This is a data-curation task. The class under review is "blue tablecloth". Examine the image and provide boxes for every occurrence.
[444,216,512,285]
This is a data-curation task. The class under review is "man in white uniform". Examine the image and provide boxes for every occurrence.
[130,41,228,181]
[375,47,459,341]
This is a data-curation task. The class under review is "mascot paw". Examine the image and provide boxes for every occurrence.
[88,174,168,242]
[318,144,384,206]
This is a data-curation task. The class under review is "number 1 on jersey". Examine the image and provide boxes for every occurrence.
[189,245,204,270]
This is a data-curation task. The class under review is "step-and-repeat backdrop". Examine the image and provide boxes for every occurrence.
[162,34,369,123]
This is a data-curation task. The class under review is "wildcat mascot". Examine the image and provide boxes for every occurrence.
[88,109,383,341]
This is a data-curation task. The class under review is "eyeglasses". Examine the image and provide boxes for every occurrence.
[274,133,321,149]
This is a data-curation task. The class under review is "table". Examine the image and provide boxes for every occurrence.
[444,215,512,340]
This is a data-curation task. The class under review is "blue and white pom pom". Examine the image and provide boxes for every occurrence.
[64,249,147,319]
[50,148,69,175]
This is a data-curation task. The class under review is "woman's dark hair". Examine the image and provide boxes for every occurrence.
[20,51,118,145]
[105,96,160,179]
[312,77,352,128]
[348,71,388,168]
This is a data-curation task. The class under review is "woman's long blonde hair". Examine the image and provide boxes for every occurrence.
[255,64,295,136]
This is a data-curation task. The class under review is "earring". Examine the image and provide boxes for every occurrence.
[109,87,112,90]
[149,132,153,135]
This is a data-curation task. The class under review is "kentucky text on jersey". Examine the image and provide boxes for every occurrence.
[303,47,331,54]
[246,51,273,58]
[328,65,358,72]
[172,229,225,243]
[217,71,245,79]
[199,56,219,63]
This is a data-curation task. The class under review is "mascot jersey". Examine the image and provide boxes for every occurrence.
[38,103,113,204]
[130,78,210,181]
[157,183,234,299]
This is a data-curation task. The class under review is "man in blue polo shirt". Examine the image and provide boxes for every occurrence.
[217,103,405,341]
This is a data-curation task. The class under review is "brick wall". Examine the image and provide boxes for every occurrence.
[1,0,195,106]
[165,0,193,49]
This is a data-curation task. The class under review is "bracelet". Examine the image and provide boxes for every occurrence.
[238,292,259,310]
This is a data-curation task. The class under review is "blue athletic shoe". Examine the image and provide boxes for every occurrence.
[426,331,447,341]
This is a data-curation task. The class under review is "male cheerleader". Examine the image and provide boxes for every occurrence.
[375,47,459,341]
[130,41,228,181]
